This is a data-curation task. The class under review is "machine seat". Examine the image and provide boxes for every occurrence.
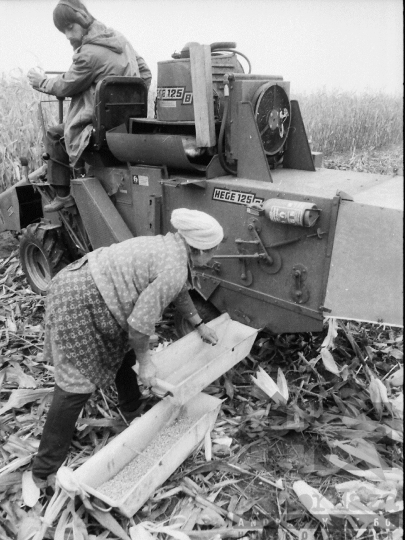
[92,76,148,150]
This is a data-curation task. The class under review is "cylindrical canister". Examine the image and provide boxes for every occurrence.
[263,199,320,227]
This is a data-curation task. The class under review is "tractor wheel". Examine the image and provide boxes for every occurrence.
[174,293,220,338]
[19,224,70,295]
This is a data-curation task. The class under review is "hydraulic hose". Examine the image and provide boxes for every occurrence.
[218,79,237,176]
[211,49,252,74]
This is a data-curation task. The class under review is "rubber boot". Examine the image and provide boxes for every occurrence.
[32,384,92,481]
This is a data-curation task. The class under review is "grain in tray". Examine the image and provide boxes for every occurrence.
[98,415,195,500]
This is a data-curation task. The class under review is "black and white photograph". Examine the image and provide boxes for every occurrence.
[0,1,403,539]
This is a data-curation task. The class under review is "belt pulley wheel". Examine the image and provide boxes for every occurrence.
[254,83,291,155]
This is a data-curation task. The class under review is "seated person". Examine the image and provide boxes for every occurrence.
[28,0,152,212]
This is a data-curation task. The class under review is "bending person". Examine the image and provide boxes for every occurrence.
[27,0,152,212]
[32,209,223,488]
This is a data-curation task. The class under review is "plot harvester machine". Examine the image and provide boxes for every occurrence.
[0,42,402,333]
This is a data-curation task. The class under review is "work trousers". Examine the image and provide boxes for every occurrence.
[45,124,70,191]
[32,350,141,481]
[45,124,86,197]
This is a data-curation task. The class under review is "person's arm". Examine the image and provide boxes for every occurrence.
[128,327,156,387]
[127,269,187,337]
[136,53,152,89]
[126,267,188,386]
[29,49,98,98]
[173,288,219,345]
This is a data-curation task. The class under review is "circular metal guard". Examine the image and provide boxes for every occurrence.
[254,83,291,155]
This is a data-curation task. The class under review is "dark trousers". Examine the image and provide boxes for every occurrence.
[45,124,70,196]
[32,350,141,480]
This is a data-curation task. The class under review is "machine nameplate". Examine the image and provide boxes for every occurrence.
[157,86,185,100]
[157,87,193,105]
[212,187,264,206]
[133,175,149,187]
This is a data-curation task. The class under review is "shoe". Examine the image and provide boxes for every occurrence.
[32,472,56,496]
[44,194,75,212]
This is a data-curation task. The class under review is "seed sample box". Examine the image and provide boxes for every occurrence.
[152,313,258,405]
[73,393,221,517]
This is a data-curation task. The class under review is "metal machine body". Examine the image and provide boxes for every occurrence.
[72,161,402,332]
[0,42,403,332]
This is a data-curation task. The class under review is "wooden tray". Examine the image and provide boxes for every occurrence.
[73,392,221,517]
[152,313,258,405]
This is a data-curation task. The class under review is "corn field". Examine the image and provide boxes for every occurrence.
[0,73,403,191]
[294,88,403,156]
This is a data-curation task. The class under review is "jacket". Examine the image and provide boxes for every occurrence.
[38,21,152,166]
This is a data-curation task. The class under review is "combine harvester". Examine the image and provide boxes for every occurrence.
[0,42,401,333]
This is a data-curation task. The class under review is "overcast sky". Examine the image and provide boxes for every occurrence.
[0,0,403,95]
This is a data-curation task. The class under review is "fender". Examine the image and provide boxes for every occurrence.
[0,180,43,233]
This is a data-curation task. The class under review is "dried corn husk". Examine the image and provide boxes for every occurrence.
[386,366,404,387]
[368,375,390,418]
[321,318,339,349]
[21,471,40,508]
[129,525,155,540]
[251,367,287,405]
[390,393,403,419]
[321,348,340,375]
[276,368,289,402]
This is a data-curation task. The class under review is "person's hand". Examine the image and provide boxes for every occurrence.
[27,68,45,88]
[136,351,157,388]
[197,324,219,345]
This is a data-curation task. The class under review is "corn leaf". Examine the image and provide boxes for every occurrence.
[72,511,88,540]
[331,439,386,468]
[0,388,52,416]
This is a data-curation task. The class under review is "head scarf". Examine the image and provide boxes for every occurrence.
[171,209,223,250]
